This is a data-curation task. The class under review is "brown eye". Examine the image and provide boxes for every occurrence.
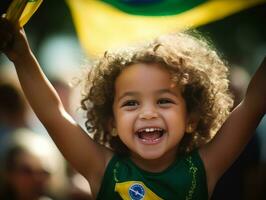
[122,100,139,107]
[157,98,173,105]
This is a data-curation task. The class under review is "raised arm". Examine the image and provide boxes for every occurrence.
[200,57,266,195]
[0,18,112,196]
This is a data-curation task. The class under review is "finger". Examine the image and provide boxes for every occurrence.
[0,30,13,51]
[0,18,14,51]
[1,16,24,36]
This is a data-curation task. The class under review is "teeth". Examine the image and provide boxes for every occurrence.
[138,128,163,133]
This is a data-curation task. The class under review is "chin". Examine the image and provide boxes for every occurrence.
[137,150,165,161]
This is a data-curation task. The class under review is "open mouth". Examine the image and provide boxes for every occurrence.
[136,127,166,142]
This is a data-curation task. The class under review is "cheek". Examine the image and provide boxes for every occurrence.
[163,109,187,128]
[115,111,136,132]
[113,98,138,121]
[116,112,133,126]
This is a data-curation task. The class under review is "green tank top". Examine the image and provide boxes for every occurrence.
[96,150,208,200]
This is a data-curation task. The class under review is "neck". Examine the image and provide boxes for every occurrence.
[130,150,178,173]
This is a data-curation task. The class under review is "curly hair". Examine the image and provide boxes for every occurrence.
[81,32,233,155]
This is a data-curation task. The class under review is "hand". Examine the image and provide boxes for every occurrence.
[0,17,31,62]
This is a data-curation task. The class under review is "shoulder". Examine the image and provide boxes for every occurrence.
[94,153,123,200]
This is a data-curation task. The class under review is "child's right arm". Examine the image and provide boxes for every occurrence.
[0,18,112,197]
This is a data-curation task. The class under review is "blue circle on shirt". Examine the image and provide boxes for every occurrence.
[128,183,145,200]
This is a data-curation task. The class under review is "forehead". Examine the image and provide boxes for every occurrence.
[115,63,179,95]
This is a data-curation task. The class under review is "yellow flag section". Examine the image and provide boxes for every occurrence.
[66,0,265,57]
[115,181,163,200]
[6,0,43,26]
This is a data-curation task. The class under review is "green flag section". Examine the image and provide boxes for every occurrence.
[66,0,266,56]
[101,0,206,16]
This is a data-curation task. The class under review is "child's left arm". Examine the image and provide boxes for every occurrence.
[200,57,266,196]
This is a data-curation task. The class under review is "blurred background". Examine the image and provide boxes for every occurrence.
[0,0,266,199]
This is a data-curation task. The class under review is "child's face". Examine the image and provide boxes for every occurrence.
[113,63,188,163]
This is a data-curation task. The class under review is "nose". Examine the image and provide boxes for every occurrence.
[139,106,159,120]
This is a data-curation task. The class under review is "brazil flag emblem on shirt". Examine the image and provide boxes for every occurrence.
[66,0,266,56]
[115,181,163,200]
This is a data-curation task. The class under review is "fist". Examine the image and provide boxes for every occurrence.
[0,17,14,52]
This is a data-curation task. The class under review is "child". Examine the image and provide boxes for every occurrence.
[0,18,265,200]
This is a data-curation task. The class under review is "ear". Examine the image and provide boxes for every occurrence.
[107,117,118,137]
[186,112,199,133]
[107,116,116,130]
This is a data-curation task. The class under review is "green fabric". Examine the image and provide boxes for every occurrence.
[96,150,208,200]
[100,0,207,16]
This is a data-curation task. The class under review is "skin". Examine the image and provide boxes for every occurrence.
[113,63,190,172]
[8,152,50,200]
[0,18,265,199]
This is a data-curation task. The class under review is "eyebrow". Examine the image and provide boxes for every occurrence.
[117,89,179,102]
[155,89,179,96]
[117,91,139,102]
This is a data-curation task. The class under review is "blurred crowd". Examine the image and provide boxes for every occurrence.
[0,63,265,200]
[0,73,92,200]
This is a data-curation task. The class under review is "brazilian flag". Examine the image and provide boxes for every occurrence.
[2,0,43,26]
[66,0,266,56]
